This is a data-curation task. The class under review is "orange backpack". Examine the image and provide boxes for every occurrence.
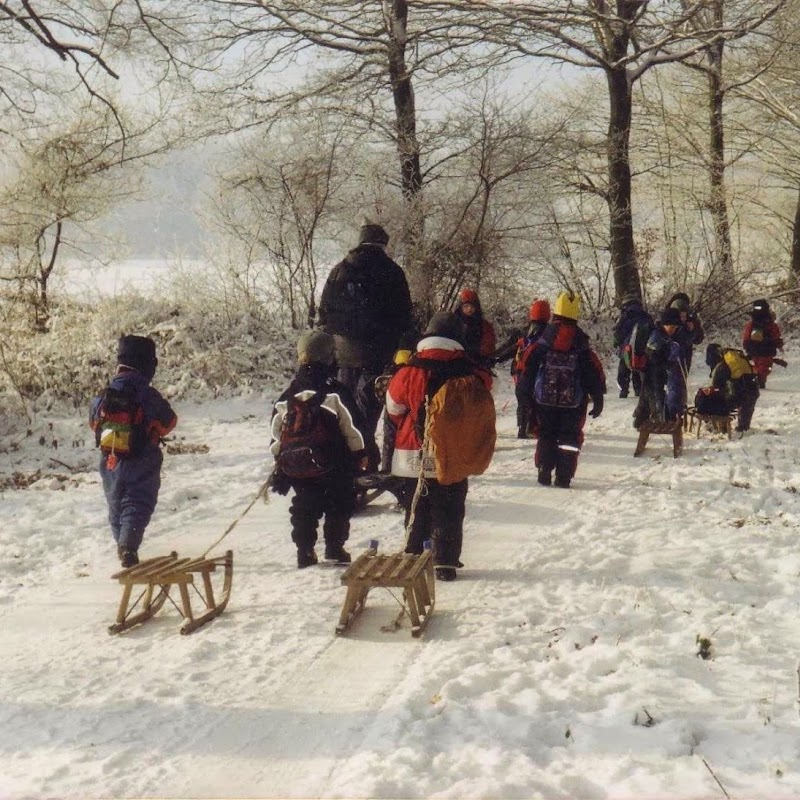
[426,375,496,485]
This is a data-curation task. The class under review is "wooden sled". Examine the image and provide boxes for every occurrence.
[336,549,435,638]
[109,550,233,635]
[634,418,683,458]
[684,406,734,440]
[354,473,406,511]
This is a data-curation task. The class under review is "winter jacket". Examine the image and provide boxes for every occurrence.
[317,244,412,371]
[613,300,653,353]
[644,327,685,420]
[517,319,606,405]
[385,335,492,479]
[455,297,496,363]
[270,364,368,470]
[89,368,177,455]
[743,314,783,358]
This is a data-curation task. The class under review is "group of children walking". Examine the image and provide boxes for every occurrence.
[90,292,784,576]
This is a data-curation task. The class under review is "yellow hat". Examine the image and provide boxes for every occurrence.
[393,349,412,366]
[554,291,580,321]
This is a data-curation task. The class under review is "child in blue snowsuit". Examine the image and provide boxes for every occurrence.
[633,308,685,429]
[90,335,177,567]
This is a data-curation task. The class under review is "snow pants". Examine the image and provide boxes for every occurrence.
[402,477,468,568]
[751,356,773,389]
[337,366,382,468]
[616,357,642,397]
[289,472,356,552]
[734,375,760,431]
[100,448,163,551]
[514,383,538,437]
[535,405,587,483]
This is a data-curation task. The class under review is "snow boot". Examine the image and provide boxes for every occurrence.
[537,468,552,486]
[297,548,318,569]
[324,544,351,564]
[120,549,139,568]
[435,566,457,582]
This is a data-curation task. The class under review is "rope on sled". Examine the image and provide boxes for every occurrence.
[201,478,270,558]
[403,394,431,549]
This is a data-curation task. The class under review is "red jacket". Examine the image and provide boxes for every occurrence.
[386,335,491,478]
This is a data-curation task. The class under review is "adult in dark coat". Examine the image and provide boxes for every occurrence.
[317,223,413,461]
[613,297,653,398]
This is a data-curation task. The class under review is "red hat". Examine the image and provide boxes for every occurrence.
[529,299,551,323]
[458,288,479,304]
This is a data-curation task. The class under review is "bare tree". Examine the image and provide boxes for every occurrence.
[429,0,786,305]
[187,1,510,301]
[207,117,353,328]
[0,101,177,330]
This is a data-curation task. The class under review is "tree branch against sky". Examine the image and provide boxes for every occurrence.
[426,0,787,304]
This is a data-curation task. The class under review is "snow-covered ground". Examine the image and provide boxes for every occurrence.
[3,354,800,799]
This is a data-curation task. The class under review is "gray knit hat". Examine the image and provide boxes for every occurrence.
[423,311,466,343]
[297,330,336,366]
[358,223,389,246]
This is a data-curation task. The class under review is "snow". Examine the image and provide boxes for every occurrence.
[3,357,800,798]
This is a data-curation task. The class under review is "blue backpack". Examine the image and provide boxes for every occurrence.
[534,349,584,408]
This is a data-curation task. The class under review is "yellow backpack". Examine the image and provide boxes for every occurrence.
[427,375,496,485]
[722,349,753,380]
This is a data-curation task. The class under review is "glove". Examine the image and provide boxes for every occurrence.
[268,467,291,496]
[589,395,604,418]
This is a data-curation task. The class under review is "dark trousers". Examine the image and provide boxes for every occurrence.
[735,376,760,431]
[402,477,468,568]
[515,384,537,436]
[535,405,586,482]
[337,366,382,466]
[100,449,163,551]
[617,358,642,396]
[289,473,356,552]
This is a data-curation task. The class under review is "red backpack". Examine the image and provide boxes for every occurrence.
[277,392,341,479]
[94,385,147,458]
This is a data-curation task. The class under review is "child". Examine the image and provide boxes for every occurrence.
[743,299,783,389]
[385,311,495,581]
[633,307,685,430]
[700,343,760,433]
[517,292,606,489]
[613,296,653,398]
[269,330,368,568]
[454,288,497,370]
[90,335,177,567]
[493,298,551,439]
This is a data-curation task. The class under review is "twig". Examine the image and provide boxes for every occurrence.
[48,457,77,472]
[796,662,800,718]
[702,757,731,799]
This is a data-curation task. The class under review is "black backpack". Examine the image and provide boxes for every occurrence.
[94,385,147,458]
[277,392,341,479]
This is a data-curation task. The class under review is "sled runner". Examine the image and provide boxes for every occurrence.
[336,548,435,637]
[634,418,683,458]
[684,406,734,439]
[109,550,233,635]
[354,473,406,511]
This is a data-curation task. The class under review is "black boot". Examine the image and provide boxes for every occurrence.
[324,543,351,564]
[120,549,139,568]
[297,548,318,569]
[537,468,552,486]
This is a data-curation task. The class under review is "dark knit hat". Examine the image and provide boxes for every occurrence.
[660,307,681,326]
[358,223,389,246]
[423,311,466,343]
[752,298,770,314]
[117,335,157,380]
[297,330,336,366]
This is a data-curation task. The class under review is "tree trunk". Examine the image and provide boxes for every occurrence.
[605,65,642,305]
[705,18,736,302]
[791,185,800,287]
[385,0,428,307]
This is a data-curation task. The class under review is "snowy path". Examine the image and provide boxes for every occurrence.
[3,365,800,798]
